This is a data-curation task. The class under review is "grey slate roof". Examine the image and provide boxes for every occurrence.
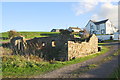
[91,19,109,25]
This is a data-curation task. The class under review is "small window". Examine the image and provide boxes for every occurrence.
[65,42,67,45]
[90,24,93,29]
[93,31,96,34]
[96,25,99,30]
[101,29,105,34]
[52,41,56,47]
[42,42,45,47]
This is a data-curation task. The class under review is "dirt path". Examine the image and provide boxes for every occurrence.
[34,42,119,78]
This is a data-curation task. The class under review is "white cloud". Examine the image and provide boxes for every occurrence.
[73,0,118,27]
[73,0,99,16]
[73,0,118,16]
[92,2,118,27]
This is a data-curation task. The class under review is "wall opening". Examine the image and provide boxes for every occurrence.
[42,42,45,47]
[65,42,67,45]
[52,40,56,47]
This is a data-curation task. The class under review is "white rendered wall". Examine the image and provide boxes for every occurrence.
[106,20,115,34]
[85,20,96,33]
[97,35,114,40]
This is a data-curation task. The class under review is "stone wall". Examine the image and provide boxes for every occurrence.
[10,34,98,61]
[10,35,70,61]
[68,34,98,60]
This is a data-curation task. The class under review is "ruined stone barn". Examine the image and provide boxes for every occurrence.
[10,34,98,61]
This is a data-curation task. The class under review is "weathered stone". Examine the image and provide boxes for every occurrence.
[68,34,98,60]
[10,34,98,61]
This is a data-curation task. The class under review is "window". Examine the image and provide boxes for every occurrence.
[90,24,93,29]
[101,29,105,34]
[93,31,96,34]
[42,42,45,47]
[52,41,56,47]
[96,25,99,30]
[65,42,67,45]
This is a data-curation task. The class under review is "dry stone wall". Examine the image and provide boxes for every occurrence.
[68,34,98,60]
[10,35,70,61]
[10,34,98,61]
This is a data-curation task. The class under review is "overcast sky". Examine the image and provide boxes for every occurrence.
[1,0,118,32]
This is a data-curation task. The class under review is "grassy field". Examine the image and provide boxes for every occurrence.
[0,32,60,40]
[2,45,109,78]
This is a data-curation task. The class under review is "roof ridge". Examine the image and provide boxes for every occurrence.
[92,19,109,25]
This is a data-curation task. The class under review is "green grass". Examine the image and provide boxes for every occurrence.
[110,66,120,80]
[2,46,109,78]
[19,32,60,39]
[0,39,10,42]
[0,32,8,37]
[0,31,60,39]
[98,42,110,46]
[74,34,80,37]
[106,49,120,80]
[110,49,120,79]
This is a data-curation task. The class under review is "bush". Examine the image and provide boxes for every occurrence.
[60,29,71,35]
[82,29,90,38]
[8,30,20,39]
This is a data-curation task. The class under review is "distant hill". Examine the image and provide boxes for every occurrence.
[0,32,60,40]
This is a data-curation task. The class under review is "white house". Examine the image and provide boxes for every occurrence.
[85,19,117,34]
[68,27,81,32]
[51,29,61,32]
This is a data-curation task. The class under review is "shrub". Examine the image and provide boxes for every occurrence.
[60,29,71,35]
[82,29,90,38]
[8,30,20,39]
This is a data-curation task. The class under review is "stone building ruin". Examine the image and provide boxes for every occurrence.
[10,34,98,61]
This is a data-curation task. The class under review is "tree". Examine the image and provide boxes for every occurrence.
[60,29,71,35]
[82,29,90,38]
[8,30,20,39]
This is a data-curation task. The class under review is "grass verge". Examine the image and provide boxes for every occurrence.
[109,49,120,80]
[2,46,109,78]
[110,66,120,80]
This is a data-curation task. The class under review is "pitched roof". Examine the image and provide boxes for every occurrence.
[91,19,109,25]
[52,29,60,30]
[51,29,62,32]
[69,27,81,30]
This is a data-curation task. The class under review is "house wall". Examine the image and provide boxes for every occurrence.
[68,28,72,32]
[68,34,98,60]
[51,29,60,32]
[106,20,115,34]
[73,29,80,32]
[85,20,96,34]
[96,23,106,34]
[97,35,114,40]
[85,21,106,34]
[68,28,80,32]
[85,20,117,35]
